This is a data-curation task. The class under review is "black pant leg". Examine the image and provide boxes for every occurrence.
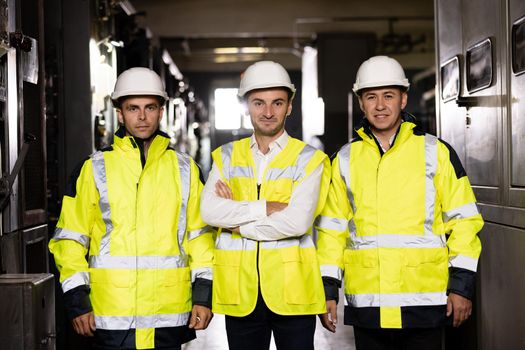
[225,296,272,350]
[271,313,316,350]
[402,328,443,350]
[353,327,397,350]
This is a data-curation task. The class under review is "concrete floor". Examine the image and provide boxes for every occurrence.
[183,290,356,350]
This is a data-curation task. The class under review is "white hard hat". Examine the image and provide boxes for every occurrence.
[352,55,410,94]
[111,67,168,102]
[238,61,296,98]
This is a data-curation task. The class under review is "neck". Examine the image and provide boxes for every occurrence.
[254,130,284,154]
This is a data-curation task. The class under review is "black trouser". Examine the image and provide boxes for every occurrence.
[353,326,443,350]
[225,294,316,350]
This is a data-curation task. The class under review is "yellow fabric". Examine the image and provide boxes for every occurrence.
[49,133,214,344]
[136,328,154,349]
[212,137,330,316]
[317,121,483,328]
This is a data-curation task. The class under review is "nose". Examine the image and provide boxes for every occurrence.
[138,108,146,120]
[375,96,386,110]
[263,104,273,118]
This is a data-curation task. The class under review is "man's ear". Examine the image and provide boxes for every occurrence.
[116,109,124,124]
[358,97,365,113]
[401,92,408,110]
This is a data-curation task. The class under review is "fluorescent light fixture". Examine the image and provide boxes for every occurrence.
[162,49,183,80]
[214,47,269,54]
[118,0,137,15]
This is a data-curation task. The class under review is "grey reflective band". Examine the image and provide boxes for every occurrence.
[91,151,113,256]
[187,226,211,241]
[443,203,480,222]
[349,233,446,250]
[95,312,190,330]
[292,144,317,181]
[230,166,253,178]
[424,134,438,236]
[53,228,90,249]
[265,167,295,181]
[191,267,213,282]
[449,254,478,272]
[321,264,343,280]
[345,291,447,308]
[220,143,233,180]
[338,144,356,214]
[215,231,256,250]
[260,234,315,249]
[61,271,90,293]
[89,255,187,269]
[176,152,191,257]
[317,216,348,232]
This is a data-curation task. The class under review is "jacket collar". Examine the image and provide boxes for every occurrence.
[113,127,170,158]
[355,112,417,150]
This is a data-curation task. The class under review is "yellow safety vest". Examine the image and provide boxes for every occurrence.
[49,132,214,349]
[211,137,330,316]
[317,121,483,328]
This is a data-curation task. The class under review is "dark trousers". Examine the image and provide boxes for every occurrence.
[225,294,316,350]
[353,326,443,350]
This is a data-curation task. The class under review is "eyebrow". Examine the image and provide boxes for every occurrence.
[251,98,286,103]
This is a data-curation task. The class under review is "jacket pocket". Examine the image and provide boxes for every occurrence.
[343,250,379,295]
[281,247,321,305]
[402,248,448,292]
[158,267,192,312]
[90,269,133,316]
[213,250,241,305]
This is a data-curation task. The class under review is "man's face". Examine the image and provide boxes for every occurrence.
[358,87,407,135]
[117,96,164,139]
[246,88,292,138]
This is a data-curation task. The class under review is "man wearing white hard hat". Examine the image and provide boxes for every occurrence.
[200,61,331,350]
[316,55,483,349]
[49,67,215,350]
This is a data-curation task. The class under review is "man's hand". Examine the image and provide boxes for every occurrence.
[447,292,472,327]
[266,202,287,216]
[319,300,337,333]
[72,311,96,337]
[189,305,213,330]
[215,180,233,200]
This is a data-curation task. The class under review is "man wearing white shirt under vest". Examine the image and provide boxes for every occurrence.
[200,60,330,350]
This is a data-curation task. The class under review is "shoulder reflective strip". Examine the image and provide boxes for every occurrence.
[349,233,446,250]
[52,228,90,248]
[443,203,480,222]
[187,226,211,241]
[216,231,257,250]
[449,255,479,272]
[338,144,356,215]
[95,312,190,330]
[260,234,315,249]
[321,265,343,280]
[317,216,348,232]
[89,255,187,269]
[91,151,113,256]
[424,134,438,236]
[292,144,317,181]
[191,267,213,282]
[61,271,90,293]
[176,152,191,257]
[265,167,295,181]
[220,143,233,180]
[345,291,447,308]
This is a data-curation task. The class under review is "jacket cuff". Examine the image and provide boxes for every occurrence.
[192,278,212,308]
[448,267,476,300]
[63,285,93,320]
[323,276,341,303]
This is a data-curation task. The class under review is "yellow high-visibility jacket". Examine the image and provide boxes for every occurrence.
[317,120,483,329]
[49,130,214,349]
[211,137,331,316]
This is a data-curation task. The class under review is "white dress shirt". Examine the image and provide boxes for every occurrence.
[200,131,324,241]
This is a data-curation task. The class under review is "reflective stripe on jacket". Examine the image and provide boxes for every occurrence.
[212,137,330,316]
[49,131,214,349]
[316,121,483,329]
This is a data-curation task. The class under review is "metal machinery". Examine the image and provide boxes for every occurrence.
[0,0,55,349]
[435,0,525,348]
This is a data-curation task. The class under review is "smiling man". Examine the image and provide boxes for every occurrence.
[316,56,483,350]
[200,61,331,350]
[49,67,214,350]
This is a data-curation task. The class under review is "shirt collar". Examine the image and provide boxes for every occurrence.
[250,131,289,152]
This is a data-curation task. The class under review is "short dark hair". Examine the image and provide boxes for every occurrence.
[356,85,408,97]
[242,87,294,102]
